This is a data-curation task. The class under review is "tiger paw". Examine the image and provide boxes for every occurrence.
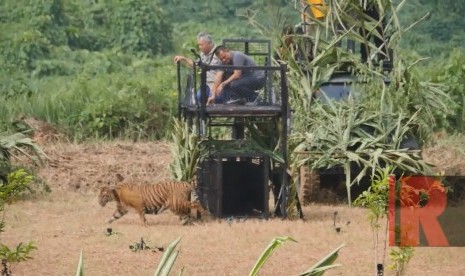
[180,217,191,225]
[180,216,199,226]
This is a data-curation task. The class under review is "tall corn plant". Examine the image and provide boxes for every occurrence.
[291,97,432,204]
[169,119,200,181]
[249,0,450,206]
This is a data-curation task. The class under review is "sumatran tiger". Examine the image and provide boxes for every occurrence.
[98,180,206,226]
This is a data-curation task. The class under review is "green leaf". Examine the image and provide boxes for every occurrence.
[76,250,83,276]
[249,236,297,276]
[154,237,181,276]
[299,244,345,276]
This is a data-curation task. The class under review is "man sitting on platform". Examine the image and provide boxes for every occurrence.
[207,45,265,105]
[174,32,221,104]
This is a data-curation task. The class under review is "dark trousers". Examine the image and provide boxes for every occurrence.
[222,74,265,102]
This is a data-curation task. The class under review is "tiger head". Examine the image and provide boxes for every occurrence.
[98,186,114,207]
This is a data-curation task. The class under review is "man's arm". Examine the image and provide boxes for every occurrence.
[211,71,223,93]
[214,69,242,95]
[208,71,225,105]
[173,55,194,67]
[221,70,241,87]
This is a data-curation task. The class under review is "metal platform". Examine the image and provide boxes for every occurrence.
[186,104,282,117]
[176,38,294,218]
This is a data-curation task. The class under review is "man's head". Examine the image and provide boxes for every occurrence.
[214,45,232,64]
[197,32,214,54]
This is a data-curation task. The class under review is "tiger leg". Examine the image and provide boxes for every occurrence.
[108,208,128,224]
[157,204,168,214]
[136,208,148,227]
[180,215,191,225]
[168,202,192,225]
[175,202,207,225]
[191,202,207,217]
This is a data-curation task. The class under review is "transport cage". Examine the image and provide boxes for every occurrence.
[197,153,270,218]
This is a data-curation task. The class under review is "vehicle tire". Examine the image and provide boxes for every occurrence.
[299,166,320,205]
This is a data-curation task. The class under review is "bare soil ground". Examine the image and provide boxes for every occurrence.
[3,139,465,276]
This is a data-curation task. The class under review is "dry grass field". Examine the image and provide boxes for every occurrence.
[2,140,465,276]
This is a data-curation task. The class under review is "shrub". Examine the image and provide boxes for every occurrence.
[0,170,38,275]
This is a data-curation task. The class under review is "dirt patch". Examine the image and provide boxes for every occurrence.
[13,116,64,145]
[423,143,465,176]
[36,141,173,191]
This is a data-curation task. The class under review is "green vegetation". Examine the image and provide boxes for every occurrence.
[250,237,343,276]
[399,0,465,59]
[0,134,47,274]
[1,0,461,141]
[75,236,343,275]
[388,246,414,275]
[0,0,178,140]
[354,167,415,275]
[354,167,394,274]
[0,133,45,183]
[0,170,38,275]
[153,237,182,276]
[0,0,288,140]
[75,250,83,276]
[169,120,200,181]
[425,49,465,132]
[248,0,448,206]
